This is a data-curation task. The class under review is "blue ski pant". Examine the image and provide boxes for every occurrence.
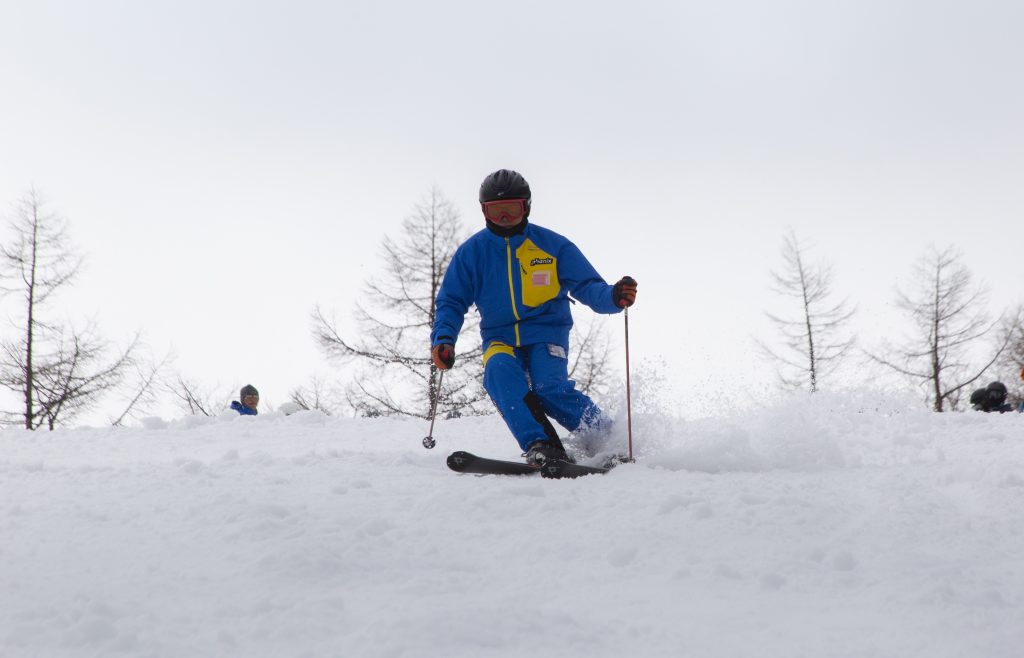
[482,341,606,452]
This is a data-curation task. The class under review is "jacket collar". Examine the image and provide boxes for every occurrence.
[481,220,532,245]
[485,215,529,238]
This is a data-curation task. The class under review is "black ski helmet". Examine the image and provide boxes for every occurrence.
[479,169,532,217]
[240,384,259,400]
[986,381,1008,405]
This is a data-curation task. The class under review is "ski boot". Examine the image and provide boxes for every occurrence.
[524,437,575,466]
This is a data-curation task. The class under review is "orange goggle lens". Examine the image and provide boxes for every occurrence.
[482,199,526,222]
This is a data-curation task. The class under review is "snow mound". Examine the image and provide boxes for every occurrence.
[1,400,1022,657]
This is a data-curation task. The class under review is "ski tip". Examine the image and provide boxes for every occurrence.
[446,451,474,472]
[539,459,610,479]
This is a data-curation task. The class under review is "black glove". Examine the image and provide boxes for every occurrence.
[432,343,455,370]
[612,276,638,308]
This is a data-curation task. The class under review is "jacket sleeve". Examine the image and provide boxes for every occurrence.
[558,240,621,314]
[431,246,475,346]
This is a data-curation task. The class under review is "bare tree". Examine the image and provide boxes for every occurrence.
[1000,306,1024,372]
[109,350,174,426]
[758,230,856,392]
[168,375,232,417]
[569,313,615,398]
[289,376,336,415]
[314,187,489,418]
[315,187,620,418]
[995,305,1024,407]
[867,246,1014,411]
[32,326,138,429]
[0,189,137,428]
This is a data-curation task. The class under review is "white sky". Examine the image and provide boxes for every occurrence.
[1,0,1022,422]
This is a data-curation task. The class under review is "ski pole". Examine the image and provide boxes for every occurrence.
[624,306,634,462]
[422,370,444,449]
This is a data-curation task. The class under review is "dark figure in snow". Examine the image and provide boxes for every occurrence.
[969,381,1014,413]
[231,384,260,416]
[430,169,637,465]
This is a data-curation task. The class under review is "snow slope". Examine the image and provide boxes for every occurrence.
[2,395,1022,658]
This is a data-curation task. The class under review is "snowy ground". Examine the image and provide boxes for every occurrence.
[2,394,1022,658]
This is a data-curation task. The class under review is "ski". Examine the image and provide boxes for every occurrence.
[446,451,540,476]
[446,451,619,478]
[539,459,611,479]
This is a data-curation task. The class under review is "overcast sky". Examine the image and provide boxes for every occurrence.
[1,0,1022,422]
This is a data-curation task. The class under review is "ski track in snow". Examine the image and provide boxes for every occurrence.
[1,397,1022,658]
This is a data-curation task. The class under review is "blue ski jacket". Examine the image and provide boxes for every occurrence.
[431,223,622,353]
[231,401,257,416]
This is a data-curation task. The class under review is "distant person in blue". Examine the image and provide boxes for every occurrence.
[969,381,1014,413]
[430,169,637,465]
[231,384,259,416]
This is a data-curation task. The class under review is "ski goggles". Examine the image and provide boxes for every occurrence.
[482,199,527,223]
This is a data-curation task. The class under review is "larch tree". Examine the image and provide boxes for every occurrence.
[313,187,489,418]
[313,187,618,419]
[758,230,856,393]
[868,246,1015,411]
[0,189,139,428]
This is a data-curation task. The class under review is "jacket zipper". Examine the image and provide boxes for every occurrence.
[505,237,521,346]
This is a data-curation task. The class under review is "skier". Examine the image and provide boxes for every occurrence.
[430,169,637,465]
[969,381,1014,413]
[231,384,260,416]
